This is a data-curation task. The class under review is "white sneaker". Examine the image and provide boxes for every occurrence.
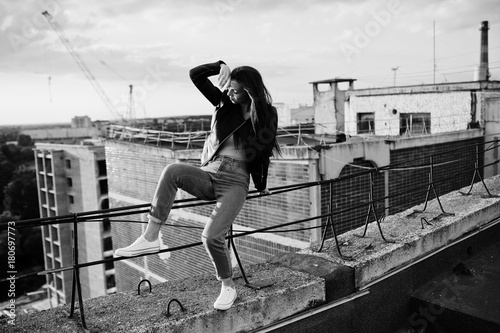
[114,235,159,257]
[214,285,237,310]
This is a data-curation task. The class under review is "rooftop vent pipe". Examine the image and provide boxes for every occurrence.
[474,21,489,81]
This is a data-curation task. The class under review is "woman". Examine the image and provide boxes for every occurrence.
[114,60,280,311]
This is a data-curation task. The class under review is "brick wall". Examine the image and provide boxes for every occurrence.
[320,137,484,239]
[388,137,484,214]
[321,159,385,236]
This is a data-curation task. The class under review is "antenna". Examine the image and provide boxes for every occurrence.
[391,66,399,87]
[433,21,436,84]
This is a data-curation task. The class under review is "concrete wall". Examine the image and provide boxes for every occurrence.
[343,81,500,138]
[345,91,471,136]
[482,91,500,178]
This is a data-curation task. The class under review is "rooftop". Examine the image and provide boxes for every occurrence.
[5,174,500,332]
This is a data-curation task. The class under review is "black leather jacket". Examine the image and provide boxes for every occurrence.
[189,61,277,191]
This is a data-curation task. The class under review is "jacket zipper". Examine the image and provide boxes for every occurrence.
[201,119,249,166]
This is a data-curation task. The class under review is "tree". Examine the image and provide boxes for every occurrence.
[0,212,45,302]
[0,140,44,303]
[17,134,32,147]
[0,160,15,213]
[3,168,39,220]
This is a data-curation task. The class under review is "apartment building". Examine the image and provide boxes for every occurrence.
[34,141,114,306]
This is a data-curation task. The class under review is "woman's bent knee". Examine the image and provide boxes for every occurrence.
[202,235,223,250]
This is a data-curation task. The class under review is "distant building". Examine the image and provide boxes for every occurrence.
[290,104,314,125]
[274,103,290,128]
[34,140,114,307]
[71,116,93,128]
[343,82,495,137]
[21,116,108,144]
[275,103,314,127]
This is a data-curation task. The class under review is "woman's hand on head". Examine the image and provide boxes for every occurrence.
[218,64,231,90]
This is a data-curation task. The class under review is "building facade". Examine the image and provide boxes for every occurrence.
[34,141,114,306]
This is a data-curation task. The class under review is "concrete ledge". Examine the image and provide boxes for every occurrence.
[300,175,500,288]
[269,253,355,302]
[8,263,325,333]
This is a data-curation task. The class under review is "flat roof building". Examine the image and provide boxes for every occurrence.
[34,141,114,307]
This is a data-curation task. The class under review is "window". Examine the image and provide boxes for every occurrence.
[66,178,73,187]
[103,236,113,252]
[101,199,109,210]
[104,258,114,271]
[97,160,107,176]
[99,179,108,195]
[68,195,74,204]
[103,218,111,232]
[400,113,431,136]
[106,275,116,289]
[357,113,375,134]
[65,159,71,169]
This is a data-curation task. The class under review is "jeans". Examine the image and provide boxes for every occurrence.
[148,155,250,280]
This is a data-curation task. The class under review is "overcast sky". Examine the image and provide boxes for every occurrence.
[1,0,499,125]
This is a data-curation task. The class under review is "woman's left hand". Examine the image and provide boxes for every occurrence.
[259,188,271,195]
[218,64,231,90]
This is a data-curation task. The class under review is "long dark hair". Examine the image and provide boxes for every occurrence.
[231,66,281,156]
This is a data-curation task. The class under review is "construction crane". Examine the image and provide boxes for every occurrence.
[42,11,126,122]
[127,84,135,122]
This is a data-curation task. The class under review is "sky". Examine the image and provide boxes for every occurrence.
[1,0,500,126]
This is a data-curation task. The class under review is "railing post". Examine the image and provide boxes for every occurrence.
[355,172,393,243]
[412,156,454,218]
[68,213,87,329]
[459,143,498,198]
[317,181,345,257]
[229,227,273,290]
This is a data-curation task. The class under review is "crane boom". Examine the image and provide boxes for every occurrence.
[42,11,124,122]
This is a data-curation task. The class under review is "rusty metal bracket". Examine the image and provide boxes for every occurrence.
[317,182,352,259]
[165,299,185,317]
[137,279,152,295]
[412,156,454,218]
[355,173,394,243]
[420,217,432,229]
[459,144,499,198]
[229,227,274,290]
